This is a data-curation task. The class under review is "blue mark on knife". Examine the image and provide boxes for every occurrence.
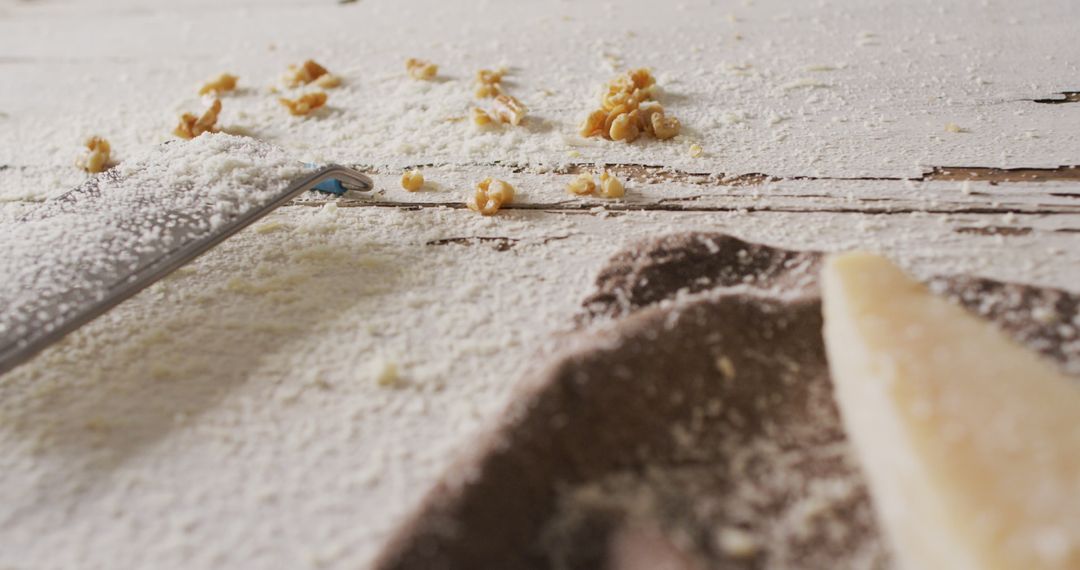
[305,164,350,195]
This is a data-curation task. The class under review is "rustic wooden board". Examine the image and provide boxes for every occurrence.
[0,0,1078,568]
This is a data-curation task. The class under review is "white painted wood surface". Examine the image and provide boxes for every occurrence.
[0,0,1078,568]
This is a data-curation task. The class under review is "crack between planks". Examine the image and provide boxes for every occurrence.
[424,234,570,251]
[294,199,1080,216]
[346,161,1080,186]
[3,162,1079,187]
[1031,91,1080,105]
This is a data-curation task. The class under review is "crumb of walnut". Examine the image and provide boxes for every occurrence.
[472,107,494,126]
[474,68,506,98]
[579,109,607,137]
[400,169,424,192]
[486,178,514,203]
[284,60,329,87]
[689,143,703,157]
[636,101,664,135]
[651,111,681,139]
[492,94,527,126]
[581,68,679,143]
[75,136,111,173]
[601,85,648,112]
[474,83,499,99]
[628,68,656,90]
[467,177,514,216]
[598,171,625,198]
[566,173,596,196]
[476,68,505,85]
[314,74,342,88]
[406,58,438,81]
[471,67,528,126]
[174,99,222,139]
[609,110,641,142]
[198,73,238,96]
[279,92,328,116]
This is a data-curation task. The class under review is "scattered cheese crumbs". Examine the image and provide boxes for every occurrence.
[944,122,965,133]
[198,73,238,96]
[400,169,424,192]
[279,92,328,116]
[75,136,111,173]
[598,170,625,198]
[716,527,759,559]
[474,68,506,98]
[566,173,597,196]
[689,143,704,157]
[173,99,222,139]
[284,59,330,87]
[405,58,438,81]
[579,68,681,142]
[467,177,514,216]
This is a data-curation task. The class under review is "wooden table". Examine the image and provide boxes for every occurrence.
[0,0,1077,567]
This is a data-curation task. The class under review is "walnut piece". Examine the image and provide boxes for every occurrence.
[470,68,527,126]
[472,97,528,126]
[198,73,238,96]
[279,92,328,116]
[472,107,494,126]
[579,109,607,138]
[598,170,625,198]
[566,170,626,199]
[314,74,342,89]
[474,68,506,98]
[406,58,438,81]
[284,60,329,87]
[628,68,657,90]
[609,109,641,142]
[491,94,527,126]
[173,99,222,139]
[650,112,681,140]
[636,101,664,135]
[75,136,111,173]
[566,173,596,195]
[580,68,681,143]
[467,177,514,216]
[400,170,424,192]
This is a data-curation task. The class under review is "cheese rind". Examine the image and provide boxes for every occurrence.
[822,252,1080,570]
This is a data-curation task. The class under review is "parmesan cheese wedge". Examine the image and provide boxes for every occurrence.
[822,252,1080,570]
